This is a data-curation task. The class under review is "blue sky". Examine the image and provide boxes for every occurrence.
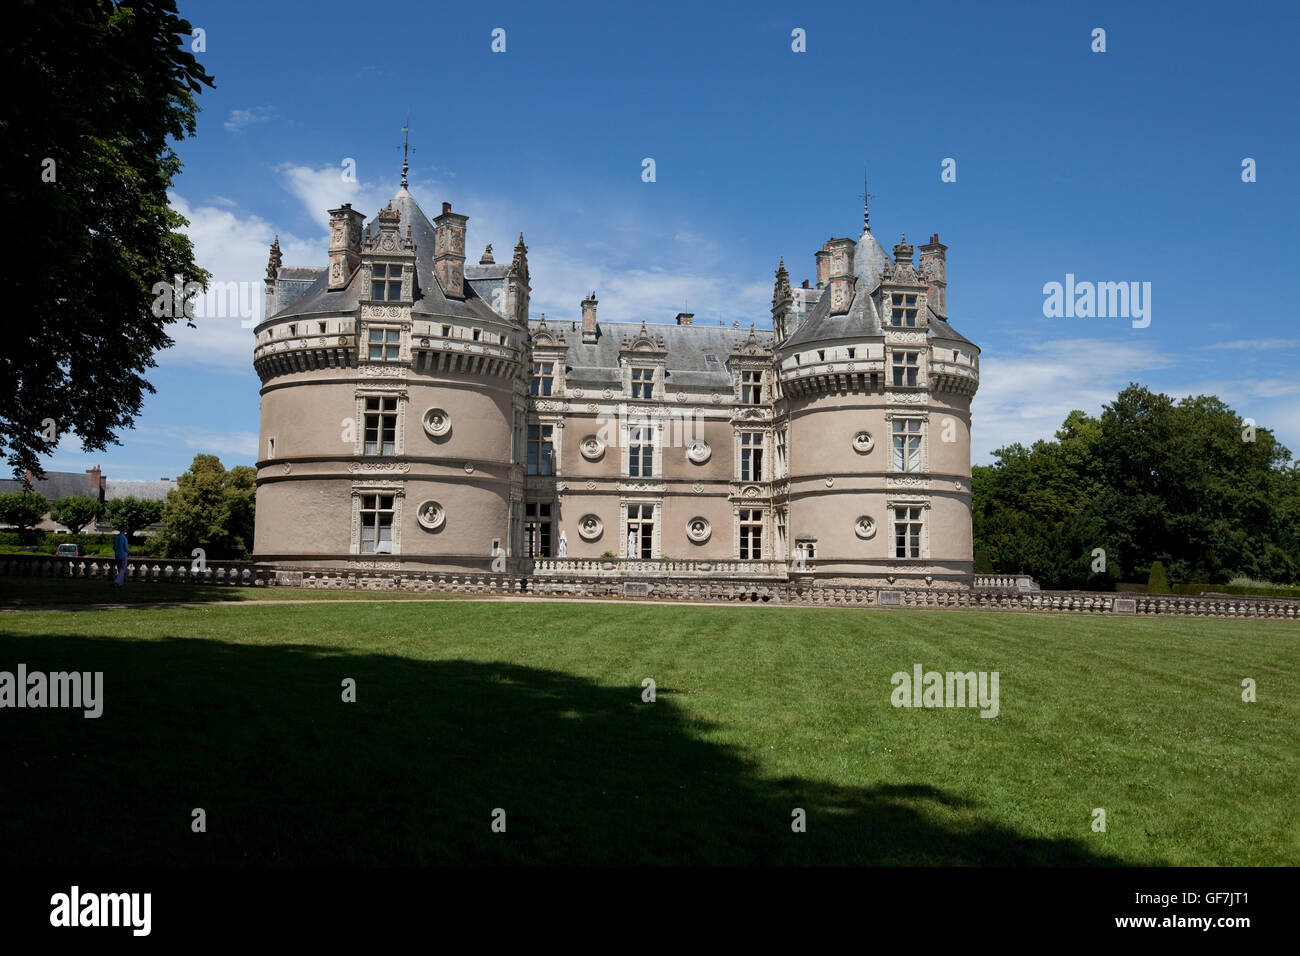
[42,0,1300,479]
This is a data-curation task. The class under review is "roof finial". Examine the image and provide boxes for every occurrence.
[400,118,410,188]
[861,165,871,232]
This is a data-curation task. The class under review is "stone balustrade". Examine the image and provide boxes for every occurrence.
[531,557,787,577]
[0,554,267,586]
[1,554,1296,618]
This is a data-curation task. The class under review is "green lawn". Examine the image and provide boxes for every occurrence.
[0,600,1295,865]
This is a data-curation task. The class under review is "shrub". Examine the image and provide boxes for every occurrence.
[1146,561,1171,594]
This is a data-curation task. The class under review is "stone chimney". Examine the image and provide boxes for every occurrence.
[86,466,103,501]
[581,293,599,343]
[815,248,830,289]
[433,201,468,299]
[919,233,948,316]
[801,279,809,289]
[824,237,856,315]
[327,204,364,290]
[675,312,694,326]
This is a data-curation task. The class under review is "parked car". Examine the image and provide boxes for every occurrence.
[56,543,81,557]
[18,546,40,553]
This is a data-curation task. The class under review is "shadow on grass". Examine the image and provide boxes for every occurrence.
[0,633,1144,865]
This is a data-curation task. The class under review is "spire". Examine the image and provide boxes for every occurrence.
[400,120,410,188]
[860,166,872,233]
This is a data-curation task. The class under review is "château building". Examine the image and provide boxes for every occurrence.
[253,171,980,586]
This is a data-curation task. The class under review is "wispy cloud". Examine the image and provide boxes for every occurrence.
[224,106,274,133]
[1199,338,1300,351]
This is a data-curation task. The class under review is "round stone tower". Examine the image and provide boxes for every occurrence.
[253,186,528,572]
[773,200,979,587]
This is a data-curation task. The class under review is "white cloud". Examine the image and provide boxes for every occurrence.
[224,107,274,133]
[972,339,1175,462]
[1199,338,1300,351]
[974,339,1300,463]
[161,194,318,370]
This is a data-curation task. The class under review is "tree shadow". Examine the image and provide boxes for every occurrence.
[0,633,1147,865]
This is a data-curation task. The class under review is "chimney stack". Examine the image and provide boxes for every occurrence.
[327,204,365,290]
[675,312,694,326]
[581,293,599,343]
[815,248,830,289]
[86,466,102,496]
[824,237,856,315]
[919,233,948,317]
[433,202,469,299]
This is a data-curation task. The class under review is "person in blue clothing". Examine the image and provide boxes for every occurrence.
[112,529,130,587]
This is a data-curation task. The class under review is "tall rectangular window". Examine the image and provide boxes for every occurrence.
[531,362,554,397]
[739,509,763,560]
[524,502,552,558]
[527,424,554,476]
[893,506,923,559]
[890,293,918,327]
[359,494,395,554]
[740,370,763,404]
[368,328,400,361]
[363,397,398,455]
[627,504,654,559]
[371,264,403,301]
[891,351,919,387]
[739,432,764,481]
[631,367,654,400]
[628,424,653,477]
[892,419,922,472]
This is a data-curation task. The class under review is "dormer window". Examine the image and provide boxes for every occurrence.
[631,367,654,400]
[741,370,763,404]
[371,264,403,301]
[891,293,918,327]
[368,328,400,361]
[288,323,296,337]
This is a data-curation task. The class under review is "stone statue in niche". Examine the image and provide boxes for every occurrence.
[557,531,568,558]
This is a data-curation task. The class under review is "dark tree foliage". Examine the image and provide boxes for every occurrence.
[0,0,215,482]
[973,384,1298,589]
[0,492,49,541]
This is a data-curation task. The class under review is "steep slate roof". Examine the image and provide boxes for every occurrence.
[534,320,774,387]
[0,471,94,501]
[783,226,977,351]
[269,188,502,325]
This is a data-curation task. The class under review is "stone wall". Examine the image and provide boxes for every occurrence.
[0,554,267,586]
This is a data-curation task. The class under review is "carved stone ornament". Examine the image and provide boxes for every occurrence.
[855,516,876,540]
[580,435,606,461]
[686,439,711,464]
[417,501,446,531]
[347,460,410,474]
[852,431,874,454]
[686,517,711,543]
[464,462,475,474]
[825,477,834,487]
[578,514,603,541]
[423,407,451,438]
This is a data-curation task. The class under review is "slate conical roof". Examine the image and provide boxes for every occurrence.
[268,187,501,323]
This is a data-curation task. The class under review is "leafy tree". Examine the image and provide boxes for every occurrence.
[157,455,256,558]
[104,497,165,538]
[0,492,50,541]
[974,383,1298,589]
[0,0,215,482]
[51,495,104,533]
